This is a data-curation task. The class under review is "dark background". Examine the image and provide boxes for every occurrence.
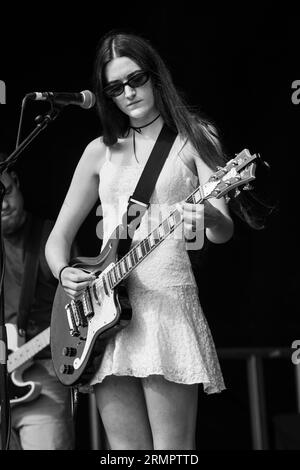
[0,8,298,450]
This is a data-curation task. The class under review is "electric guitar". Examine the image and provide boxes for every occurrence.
[5,324,50,405]
[50,148,258,386]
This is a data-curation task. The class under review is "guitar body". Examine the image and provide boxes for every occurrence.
[9,363,42,406]
[50,234,132,386]
[5,324,42,406]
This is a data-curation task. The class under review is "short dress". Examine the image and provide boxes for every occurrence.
[90,133,225,394]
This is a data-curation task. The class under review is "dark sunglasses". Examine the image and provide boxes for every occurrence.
[103,71,150,98]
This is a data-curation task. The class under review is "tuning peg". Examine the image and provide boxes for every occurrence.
[224,195,231,203]
[234,188,241,198]
[243,184,253,191]
[216,166,226,172]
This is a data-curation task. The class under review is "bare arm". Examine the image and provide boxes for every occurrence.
[177,134,234,244]
[45,137,106,296]
[193,154,234,244]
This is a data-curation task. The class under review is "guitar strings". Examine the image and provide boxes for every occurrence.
[92,186,205,291]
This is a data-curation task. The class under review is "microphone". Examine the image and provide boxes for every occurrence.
[25,90,96,109]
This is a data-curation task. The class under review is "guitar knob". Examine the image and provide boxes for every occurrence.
[59,364,74,375]
[62,347,77,357]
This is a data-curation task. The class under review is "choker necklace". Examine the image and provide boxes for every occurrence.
[130,114,161,163]
[130,114,161,134]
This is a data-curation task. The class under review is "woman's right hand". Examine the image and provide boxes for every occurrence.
[60,267,96,300]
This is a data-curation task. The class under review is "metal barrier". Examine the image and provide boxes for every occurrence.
[217,347,299,450]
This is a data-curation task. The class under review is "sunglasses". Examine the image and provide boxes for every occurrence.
[103,71,150,98]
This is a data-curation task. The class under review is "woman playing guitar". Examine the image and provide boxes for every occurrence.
[45,31,235,450]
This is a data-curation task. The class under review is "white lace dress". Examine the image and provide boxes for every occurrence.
[90,134,225,394]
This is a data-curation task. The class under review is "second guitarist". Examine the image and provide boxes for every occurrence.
[1,153,75,450]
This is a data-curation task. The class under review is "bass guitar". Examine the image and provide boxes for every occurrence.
[51,148,258,386]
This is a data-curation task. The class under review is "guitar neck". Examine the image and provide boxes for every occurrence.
[7,327,50,373]
[107,186,205,289]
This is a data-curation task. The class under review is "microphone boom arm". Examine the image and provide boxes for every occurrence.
[1,104,62,172]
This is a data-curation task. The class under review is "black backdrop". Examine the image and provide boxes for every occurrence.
[0,9,298,450]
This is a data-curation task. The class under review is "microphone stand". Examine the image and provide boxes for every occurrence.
[0,102,63,450]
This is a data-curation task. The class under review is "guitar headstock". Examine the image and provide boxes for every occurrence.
[202,149,258,200]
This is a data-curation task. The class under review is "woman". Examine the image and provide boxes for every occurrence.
[45,30,234,450]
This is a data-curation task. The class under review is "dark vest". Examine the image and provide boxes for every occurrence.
[4,213,58,359]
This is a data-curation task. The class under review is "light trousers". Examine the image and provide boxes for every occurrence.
[10,359,74,450]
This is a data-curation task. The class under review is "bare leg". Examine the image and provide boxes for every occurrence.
[142,375,198,450]
[94,375,153,450]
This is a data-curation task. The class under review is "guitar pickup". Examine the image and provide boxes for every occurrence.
[102,274,110,296]
[82,288,94,318]
[71,299,88,327]
[65,303,80,337]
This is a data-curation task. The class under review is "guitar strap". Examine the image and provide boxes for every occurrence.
[117,124,178,258]
[17,214,45,335]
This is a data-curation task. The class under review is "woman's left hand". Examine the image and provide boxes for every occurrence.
[176,200,221,240]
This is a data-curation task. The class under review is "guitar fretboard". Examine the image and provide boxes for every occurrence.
[8,327,50,373]
[106,186,204,289]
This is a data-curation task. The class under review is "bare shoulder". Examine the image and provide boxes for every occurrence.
[79,136,107,176]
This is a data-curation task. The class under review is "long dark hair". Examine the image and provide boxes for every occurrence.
[93,31,275,229]
[93,30,226,170]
